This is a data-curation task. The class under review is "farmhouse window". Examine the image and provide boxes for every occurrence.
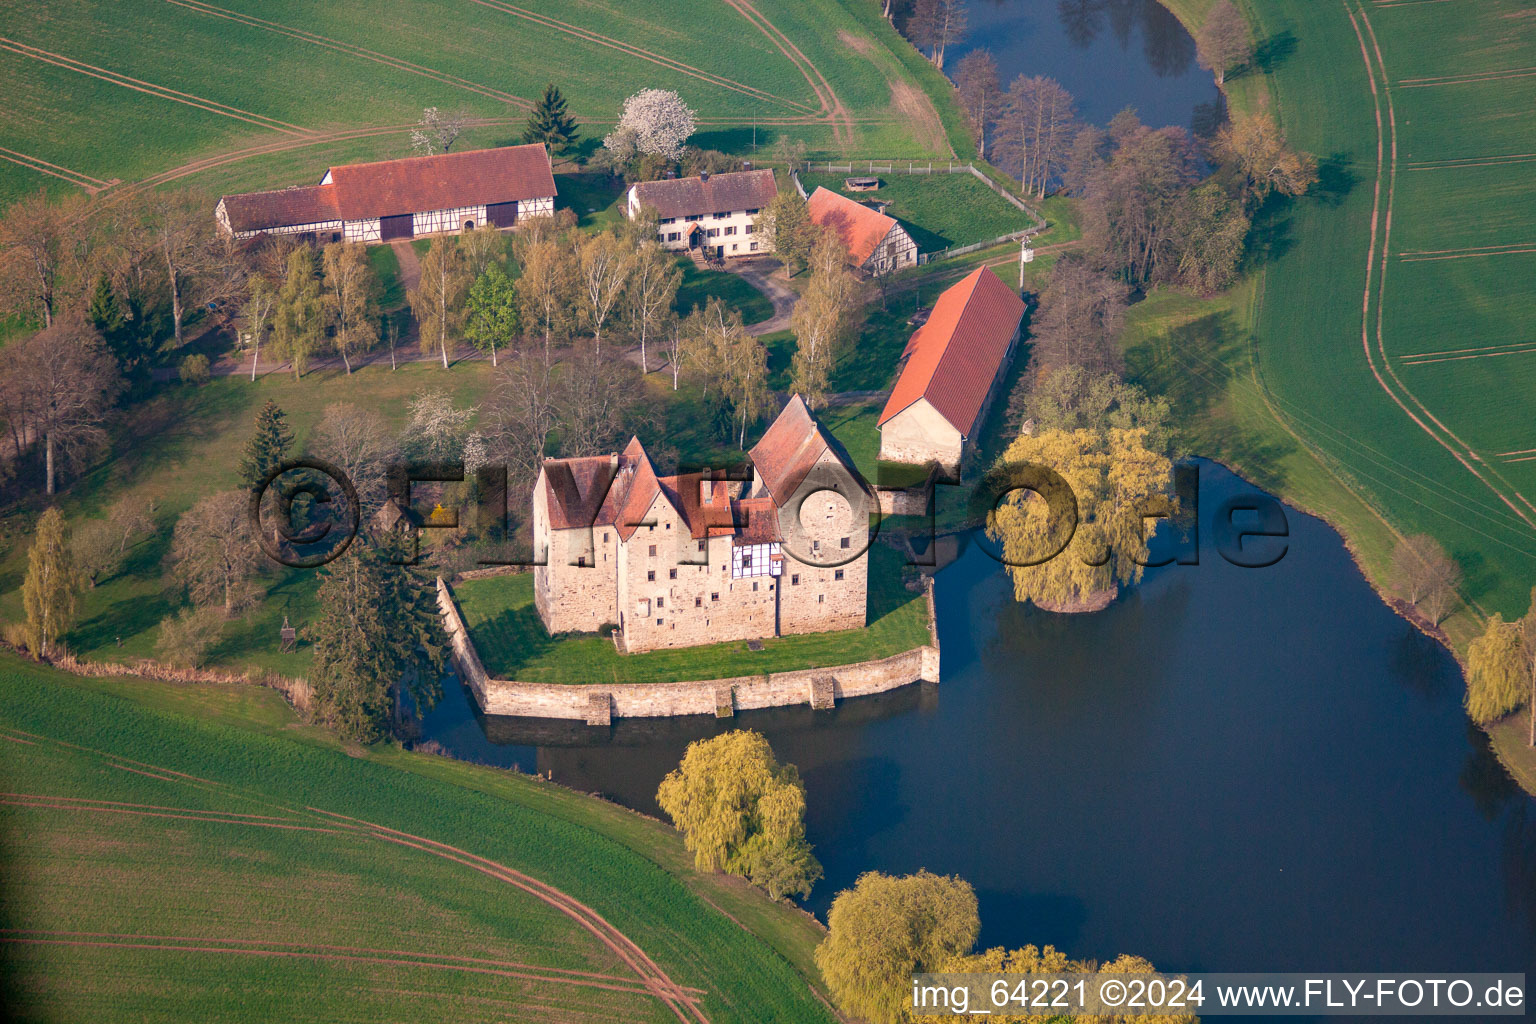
[661,217,675,224]
[657,597,664,608]
[649,545,657,556]
[698,540,706,551]
[745,224,755,233]
[713,212,729,220]
[724,226,736,235]
[685,214,702,222]
[707,228,720,237]
[731,244,738,252]
[711,592,719,602]
[835,570,844,580]
[669,569,677,579]
[647,570,655,582]
[818,594,825,604]
[746,208,760,215]
[667,232,681,242]
[791,574,799,585]
[657,618,663,626]
[657,234,667,243]
[695,596,703,607]
[749,242,758,251]
[841,537,850,548]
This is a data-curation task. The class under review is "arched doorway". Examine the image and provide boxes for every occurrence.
[463,220,475,232]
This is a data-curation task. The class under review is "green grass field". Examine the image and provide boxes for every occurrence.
[0,651,836,1022]
[0,0,966,205]
[1138,0,1536,642]
[798,170,1034,251]
[454,543,928,683]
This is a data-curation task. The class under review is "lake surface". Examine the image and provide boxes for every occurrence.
[946,0,1224,130]
[420,461,1536,981]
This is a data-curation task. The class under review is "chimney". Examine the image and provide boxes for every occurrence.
[700,170,710,182]
[665,169,676,179]
[743,161,752,170]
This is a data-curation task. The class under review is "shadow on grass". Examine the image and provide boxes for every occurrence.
[1250,30,1298,75]
[471,602,561,678]
[1314,152,1359,207]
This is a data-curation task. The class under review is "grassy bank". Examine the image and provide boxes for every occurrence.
[798,170,1033,251]
[0,650,836,1021]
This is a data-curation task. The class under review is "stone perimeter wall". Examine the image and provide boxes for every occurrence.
[437,576,940,722]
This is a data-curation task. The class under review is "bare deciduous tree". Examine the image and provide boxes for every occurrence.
[1215,113,1318,207]
[239,275,277,381]
[1390,534,1462,626]
[1195,0,1252,86]
[73,496,155,588]
[953,49,1001,159]
[516,235,577,364]
[625,240,682,372]
[311,402,396,514]
[556,339,641,457]
[142,188,223,347]
[170,490,263,616]
[908,0,968,71]
[485,352,559,495]
[995,75,1078,199]
[576,231,634,357]
[1028,258,1129,376]
[322,241,379,373]
[409,237,470,368]
[16,319,121,495]
[0,189,90,328]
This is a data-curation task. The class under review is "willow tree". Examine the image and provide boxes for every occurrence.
[987,426,1172,612]
[815,870,979,1024]
[1465,614,1528,725]
[656,730,821,899]
[22,507,79,655]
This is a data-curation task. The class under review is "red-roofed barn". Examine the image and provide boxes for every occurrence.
[805,187,917,274]
[877,266,1025,473]
[215,144,556,243]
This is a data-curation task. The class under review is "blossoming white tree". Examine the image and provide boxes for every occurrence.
[603,89,697,160]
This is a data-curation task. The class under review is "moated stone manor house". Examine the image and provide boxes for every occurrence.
[532,397,869,653]
[216,143,557,243]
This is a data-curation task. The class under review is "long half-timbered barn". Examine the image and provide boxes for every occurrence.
[215,143,557,243]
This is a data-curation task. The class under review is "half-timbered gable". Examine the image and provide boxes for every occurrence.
[805,186,918,274]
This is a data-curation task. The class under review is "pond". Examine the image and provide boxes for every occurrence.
[419,461,1536,977]
[946,0,1225,130]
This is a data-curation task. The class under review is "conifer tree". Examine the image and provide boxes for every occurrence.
[239,399,294,490]
[522,83,579,155]
[22,507,79,656]
[307,537,447,743]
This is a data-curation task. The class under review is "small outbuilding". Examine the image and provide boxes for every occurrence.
[877,266,1026,474]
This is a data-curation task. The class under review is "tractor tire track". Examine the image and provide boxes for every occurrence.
[0,146,113,191]
[1344,0,1536,526]
[0,35,306,134]
[163,0,533,110]
[311,809,710,1024]
[718,0,854,146]
[465,0,813,116]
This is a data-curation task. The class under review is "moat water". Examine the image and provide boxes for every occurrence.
[945,0,1224,130]
[420,461,1536,978]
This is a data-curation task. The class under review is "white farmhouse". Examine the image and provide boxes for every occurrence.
[215,143,557,243]
[626,168,779,259]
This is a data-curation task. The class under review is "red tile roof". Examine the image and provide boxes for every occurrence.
[538,398,860,543]
[220,144,555,233]
[220,185,341,233]
[806,186,898,266]
[877,266,1025,436]
[632,169,778,220]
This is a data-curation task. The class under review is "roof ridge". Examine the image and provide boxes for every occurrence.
[878,268,988,426]
[326,142,545,175]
